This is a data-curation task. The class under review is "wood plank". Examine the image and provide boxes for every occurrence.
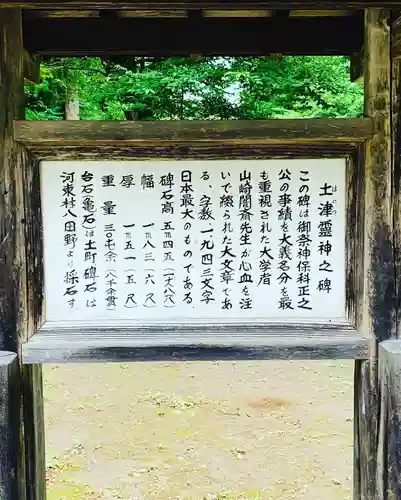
[21,365,45,500]
[14,118,374,146]
[354,8,396,500]
[21,327,370,363]
[0,352,24,500]
[0,9,45,500]
[376,340,401,497]
[345,152,364,328]
[22,15,363,56]
[24,143,362,161]
[4,1,401,9]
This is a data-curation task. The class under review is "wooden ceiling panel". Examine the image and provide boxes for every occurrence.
[0,1,399,9]
[22,15,363,56]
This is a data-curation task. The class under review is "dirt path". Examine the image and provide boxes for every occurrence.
[43,360,354,500]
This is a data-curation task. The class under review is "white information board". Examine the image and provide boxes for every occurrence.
[40,159,346,325]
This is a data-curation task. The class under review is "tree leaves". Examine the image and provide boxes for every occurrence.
[25,56,363,120]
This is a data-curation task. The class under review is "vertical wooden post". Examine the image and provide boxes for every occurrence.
[0,9,46,500]
[354,8,396,500]
[0,352,23,500]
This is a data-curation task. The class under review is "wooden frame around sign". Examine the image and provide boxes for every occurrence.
[14,119,371,362]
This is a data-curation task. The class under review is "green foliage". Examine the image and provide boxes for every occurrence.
[24,55,363,120]
[234,56,363,118]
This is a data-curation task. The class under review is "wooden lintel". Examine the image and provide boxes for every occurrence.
[14,119,374,147]
[350,47,364,82]
[23,49,40,84]
[22,15,363,56]
[2,1,401,9]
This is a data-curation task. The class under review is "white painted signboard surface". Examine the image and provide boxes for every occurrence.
[40,159,346,326]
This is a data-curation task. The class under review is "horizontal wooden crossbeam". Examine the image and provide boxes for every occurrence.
[3,1,401,9]
[22,325,370,363]
[14,118,374,146]
[22,15,363,56]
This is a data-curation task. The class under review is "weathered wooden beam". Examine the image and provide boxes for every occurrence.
[0,9,45,500]
[3,1,401,9]
[0,352,23,500]
[14,118,374,146]
[354,8,396,500]
[22,334,370,363]
[376,340,401,498]
[23,50,40,84]
[22,15,363,56]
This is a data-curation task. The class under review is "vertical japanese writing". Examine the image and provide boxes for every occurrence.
[199,171,215,305]
[142,222,156,308]
[81,170,97,308]
[220,171,235,310]
[47,160,346,322]
[317,181,337,294]
[258,170,273,288]
[62,171,78,307]
[180,170,194,305]
[296,171,312,310]
[160,172,176,308]
[238,170,253,310]
[123,222,137,309]
[277,168,293,310]
[102,174,117,310]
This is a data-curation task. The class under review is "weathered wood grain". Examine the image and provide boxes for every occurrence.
[391,59,401,339]
[21,365,45,500]
[14,118,374,146]
[26,143,362,161]
[0,9,45,500]
[376,340,401,498]
[22,326,370,363]
[0,352,23,500]
[345,151,365,329]
[354,8,396,500]
[22,15,363,56]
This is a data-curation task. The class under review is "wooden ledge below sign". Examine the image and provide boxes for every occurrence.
[14,118,374,147]
[21,325,371,363]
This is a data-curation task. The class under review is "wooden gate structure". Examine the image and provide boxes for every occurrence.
[2,1,401,499]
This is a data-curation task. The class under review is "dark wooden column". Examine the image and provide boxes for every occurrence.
[354,8,397,500]
[0,9,45,500]
[0,352,23,500]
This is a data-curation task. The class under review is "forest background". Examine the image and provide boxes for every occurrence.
[24,56,364,121]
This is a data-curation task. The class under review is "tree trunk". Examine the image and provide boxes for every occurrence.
[64,97,79,120]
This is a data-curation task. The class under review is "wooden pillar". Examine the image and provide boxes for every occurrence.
[0,9,46,500]
[0,352,23,499]
[354,8,396,500]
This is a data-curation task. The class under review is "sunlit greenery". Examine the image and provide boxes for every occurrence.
[25,56,363,120]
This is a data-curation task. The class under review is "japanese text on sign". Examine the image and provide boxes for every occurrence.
[41,159,346,324]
